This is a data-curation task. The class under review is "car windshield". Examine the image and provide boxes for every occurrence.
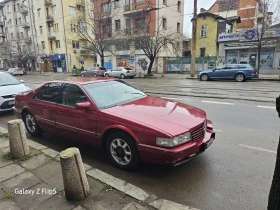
[100,67,106,70]
[83,80,146,109]
[0,73,21,86]
[124,67,132,70]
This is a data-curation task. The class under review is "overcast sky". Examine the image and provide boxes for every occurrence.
[184,0,216,36]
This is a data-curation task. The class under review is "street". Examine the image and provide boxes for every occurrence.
[0,73,279,210]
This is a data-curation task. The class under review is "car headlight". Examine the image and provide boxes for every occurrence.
[156,132,192,147]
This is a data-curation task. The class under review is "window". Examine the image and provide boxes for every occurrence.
[177,1,181,12]
[34,83,62,103]
[19,18,22,24]
[60,84,87,107]
[162,18,167,29]
[15,18,17,25]
[177,22,180,32]
[115,20,121,31]
[11,33,14,39]
[54,23,58,32]
[79,21,86,33]
[72,41,79,49]
[200,25,207,37]
[102,3,109,12]
[136,0,145,3]
[69,6,76,15]
[41,41,45,49]
[163,0,167,5]
[50,41,53,50]
[200,48,206,57]
[7,5,10,13]
[37,8,41,18]
[56,40,60,48]
[20,32,24,38]
[135,18,145,29]
[13,5,16,12]
[52,5,56,15]
[17,3,20,10]
[114,0,120,8]
[39,26,43,34]
[17,32,19,39]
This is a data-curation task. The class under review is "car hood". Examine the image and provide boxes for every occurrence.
[104,96,206,136]
[199,69,215,74]
[0,84,30,96]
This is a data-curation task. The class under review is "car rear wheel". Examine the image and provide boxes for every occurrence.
[235,73,245,82]
[23,111,43,137]
[105,73,109,77]
[93,73,97,77]
[81,74,85,77]
[120,74,125,79]
[106,132,139,170]
[200,74,209,81]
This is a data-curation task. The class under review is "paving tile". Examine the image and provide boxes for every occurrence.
[41,148,59,159]
[0,140,9,149]
[27,140,47,150]
[20,154,51,170]
[121,202,149,210]
[0,164,25,182]
[0,201,20,210]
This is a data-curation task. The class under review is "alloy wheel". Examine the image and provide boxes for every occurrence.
[110,138,132,166]
[236,74,244,82]
[26,114,36,133]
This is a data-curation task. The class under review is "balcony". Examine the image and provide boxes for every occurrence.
[22,22,30,29]
[0,21,4,26]
[48,32,56,40]
[46,16,54,23]
[123,3,153,15]
[0,32,5,38]
[45,0,53,6]
[19,5,28,14]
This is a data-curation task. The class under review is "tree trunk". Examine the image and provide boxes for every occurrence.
[257,44,261,75]
[268,136,280,210]
[147,57,155,75]
[100,55,104,67]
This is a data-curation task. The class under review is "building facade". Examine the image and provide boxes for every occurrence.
[94,0,184,74]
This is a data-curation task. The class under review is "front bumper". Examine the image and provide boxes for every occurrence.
[138,129,215,166]
[0,98,15,112]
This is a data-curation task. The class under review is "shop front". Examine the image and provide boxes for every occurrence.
[49,54,66,73]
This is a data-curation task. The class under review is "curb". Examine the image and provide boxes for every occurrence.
[0,127,199,210]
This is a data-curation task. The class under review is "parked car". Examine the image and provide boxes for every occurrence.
[198,64,258,82]
[81,66,107,77]
[0,72,31,112]
[104,67,136,79]
[7,68,24,76]
[14,78,215,170]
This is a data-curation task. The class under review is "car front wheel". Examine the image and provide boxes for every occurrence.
[93,73,97,77]
[105,73,109,77]
[81,74,85,77]
[200,74,209,81]
[106,132,139,170]
[23,111,43,137]
[120,74,125,79]
[235,73,245,82]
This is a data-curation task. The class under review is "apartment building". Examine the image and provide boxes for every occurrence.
[33,0,94,72]
[209,0,272,30]
[0,0,37,69]
[0,3,5,68]
[94,0,184,73]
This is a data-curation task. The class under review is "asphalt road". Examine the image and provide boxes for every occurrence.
[0,74,279,210]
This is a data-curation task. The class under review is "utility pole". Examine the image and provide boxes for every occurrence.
[190,0,197,77]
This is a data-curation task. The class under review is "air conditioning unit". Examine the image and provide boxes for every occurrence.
[74,49,77,53]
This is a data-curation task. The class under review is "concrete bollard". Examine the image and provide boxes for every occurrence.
[60,147,90,201]
[7,119,30,159]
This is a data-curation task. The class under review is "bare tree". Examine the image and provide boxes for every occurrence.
[71,0,120,66]
[125,6,183,75]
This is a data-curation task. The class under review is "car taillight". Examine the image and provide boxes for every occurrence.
[126,71,130,73]
[250,69,256,72]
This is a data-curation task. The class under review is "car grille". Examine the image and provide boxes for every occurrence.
[0,100,14,109]
[2,94,15,99]
[191,121,206,141]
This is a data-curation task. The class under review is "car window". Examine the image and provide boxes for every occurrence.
[238,65,247,69]
[34,82,62,103]
[60,83,87,107]
[100,67,106,70]
[83,80,146,109]
[124,67,132,70]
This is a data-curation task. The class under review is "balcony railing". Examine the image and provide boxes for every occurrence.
[124,2,151,13]
[0,21,4,26]
[45,0,53,6]
[19,5,28,14]
[22,22,30,28]
[25,37,32,43]
[48,32,56,40]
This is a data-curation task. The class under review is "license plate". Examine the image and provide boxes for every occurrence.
[206,138,214,148]
[8,101,14,105]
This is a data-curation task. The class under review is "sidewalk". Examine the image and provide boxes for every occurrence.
[0,128,198,210]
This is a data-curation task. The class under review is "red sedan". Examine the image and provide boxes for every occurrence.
[14,78,215,170]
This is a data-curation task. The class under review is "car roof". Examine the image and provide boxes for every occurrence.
[44,77,118,85]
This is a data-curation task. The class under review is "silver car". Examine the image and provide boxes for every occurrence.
[104,67,136,79]
[7,68,24,76]
[81,66,107,77]
[0,72,31,112]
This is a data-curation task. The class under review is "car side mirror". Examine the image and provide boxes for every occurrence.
[75,102,92,110]
[20,80,24,83]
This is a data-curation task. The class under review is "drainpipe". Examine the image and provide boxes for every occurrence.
[60,0,69,73]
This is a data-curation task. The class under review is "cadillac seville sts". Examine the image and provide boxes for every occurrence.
[14,78,215,169]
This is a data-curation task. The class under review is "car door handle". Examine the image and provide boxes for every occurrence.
[58,111,64,114]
